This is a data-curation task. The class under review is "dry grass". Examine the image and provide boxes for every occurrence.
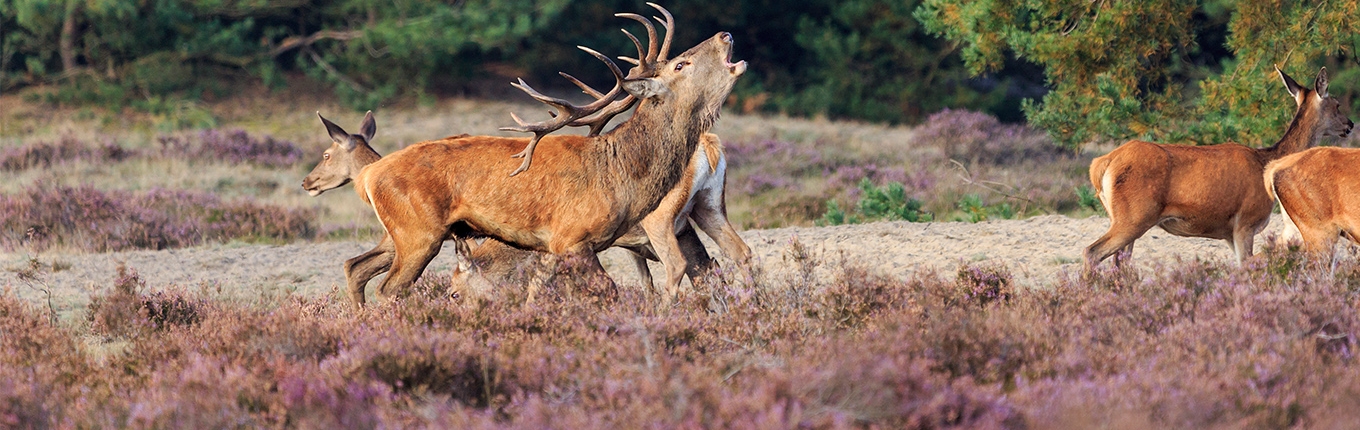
[1,87,1099,240]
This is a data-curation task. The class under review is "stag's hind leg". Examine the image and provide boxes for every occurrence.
[343,234,395,308]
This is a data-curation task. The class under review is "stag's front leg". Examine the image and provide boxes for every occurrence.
[343,233,395,308]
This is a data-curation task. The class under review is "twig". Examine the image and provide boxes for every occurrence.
[305,47,370,94]
[270,29,365,58]
[949,159,1052,214]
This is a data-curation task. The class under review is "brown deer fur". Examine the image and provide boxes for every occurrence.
[1085,67,1352,269]
[1264,147,1360,255]
[303,118,751,298]
[310,30,745,306]
[454,133,752,294]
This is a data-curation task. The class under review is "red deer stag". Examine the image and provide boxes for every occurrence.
[1086,67,1351,270]
[454,132,752,294]
[301,114,751,298]
[308,4,746,306]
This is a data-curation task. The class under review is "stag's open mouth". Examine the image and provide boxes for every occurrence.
[723,40,746,76]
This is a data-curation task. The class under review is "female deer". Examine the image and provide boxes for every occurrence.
[1085,67,1351,270]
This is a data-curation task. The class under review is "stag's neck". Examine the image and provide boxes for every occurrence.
[1260,106,1321,161]
[599,99,708,203]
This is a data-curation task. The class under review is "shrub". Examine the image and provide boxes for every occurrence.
[913,109,1061,165]
[0,185,316,252]
[158,129,302,167]
[952,264,1015,308]
[819,178,929,225]
[0,135,136,171]
[88,264,204,339]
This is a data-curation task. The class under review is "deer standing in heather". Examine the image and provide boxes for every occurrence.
[304,4,746,307]
[452,131,752,293]
[1085,67,1352,270]
[1264,125,1360,256]
[301,113,751,298]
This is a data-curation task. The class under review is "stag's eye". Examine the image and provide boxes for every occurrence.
[674,61,689,71]
[323,153,331,161]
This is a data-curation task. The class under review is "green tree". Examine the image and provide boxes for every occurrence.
[1,0,567,110]
[917,0,1360,149]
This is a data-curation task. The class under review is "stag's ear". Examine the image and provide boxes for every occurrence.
[1315,67,1330,98]
[623,78,670,100]
[318,112,357,151]
[359,110,377,144]
[1277,65,1303,99]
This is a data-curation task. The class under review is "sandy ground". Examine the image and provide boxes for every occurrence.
[1,214,1293,320]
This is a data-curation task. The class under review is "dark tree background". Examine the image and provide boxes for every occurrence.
[10,0,1360,147]
[0,0,1032,125]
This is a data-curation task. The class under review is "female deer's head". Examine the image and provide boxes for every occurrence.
[302,111,380,196]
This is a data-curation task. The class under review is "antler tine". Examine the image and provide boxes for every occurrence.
[618,28,644,67]
[571,95,638,136]
[559,72,605,99]
[616,13,658,64]
[501,45,627,176]
[647,3,675,61]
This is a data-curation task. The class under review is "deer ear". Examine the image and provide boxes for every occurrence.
[1277,65,1303,99]
[623,78,670,100]
[318,112,357,151]
[359,110,377,143]
[1315,67,1330,98]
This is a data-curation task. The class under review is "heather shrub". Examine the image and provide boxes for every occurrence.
[17,243,1360,426]
[331,328,526,407]
[951,264,1015,308]
[88,265,203,339]
[158,129,303,167]
[0,185,316,252]
[0,135,136,171]
[913,109,1063,165]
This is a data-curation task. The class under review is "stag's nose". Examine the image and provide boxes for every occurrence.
[719,32,732,44]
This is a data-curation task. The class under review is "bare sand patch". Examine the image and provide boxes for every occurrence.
[1,214,1289,319]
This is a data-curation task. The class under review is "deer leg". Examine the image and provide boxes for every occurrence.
[1085,220,1155,271]
[626,248,656,291]
[343,234,395,308]
[691,202,752,267]
[1231,222,1262,264]
[640,217,688,298]
[525,252,560,304]
[677,224,715,285]
[1297,223,1341,258]
[571,248,617,296]
[374,229,444,302]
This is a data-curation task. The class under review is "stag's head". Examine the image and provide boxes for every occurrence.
[302,111,379,196]
[617,4,746,131]
[499,3,747,176]
[1279,66,1353,139]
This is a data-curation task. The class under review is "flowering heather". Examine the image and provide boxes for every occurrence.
[0,135,135,171]
[0,185,316,252]
[914,109,1065,165]
[158,129,303,167]
[4,241,1360,427]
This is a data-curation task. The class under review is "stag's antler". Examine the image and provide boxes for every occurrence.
[501,3,676,175]
[565,3,676,136]
[500,46,626,176]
